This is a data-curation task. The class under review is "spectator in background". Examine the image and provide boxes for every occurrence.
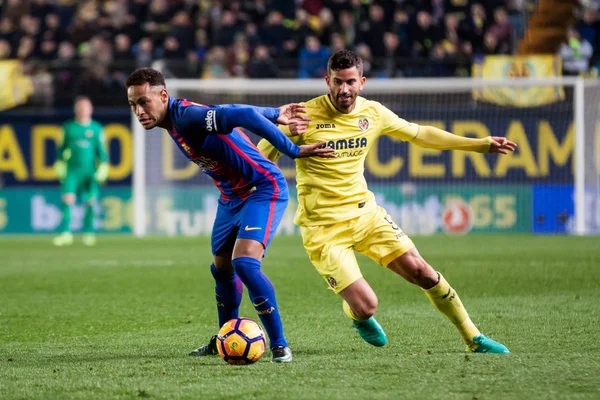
[427,44,454,76]
[53,41,78,106]
[411,11,442,58]
[260,11,292,56]
[338,10,357,48]
[377,31,408,78]
[359,3,387,59]
[487,8,514,54]
[299,35,329,78]
[179,49,202,78]
[249,44,279,78]
[169,11,194,51]
[243,23,260,49]
[482,32,501,54]
[202,46,230,79]
[330,32,347,54]
[135,37,155,68]
[577,8,598,53]
[145,0,173,42]
[560,27,593,75]
[393,8,410,47]
[17,36,36,61]
[355,42,373,77]
[39,37,58,61]
[243,0,269,26]
[0,39,12,59]
[317,8,336,47]
[214,10,239,48]
[161,35,184,59]
[42,13,66,44]
[461,3,488,54]
[228,33,250,77]
[0,17,19,50]
[114,34,135,67]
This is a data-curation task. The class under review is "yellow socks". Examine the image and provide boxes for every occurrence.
[342,300,360,321]
[422,273,480,349]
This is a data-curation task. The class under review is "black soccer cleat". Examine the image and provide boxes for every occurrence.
[188,335,218,356]
[271,346,293,363]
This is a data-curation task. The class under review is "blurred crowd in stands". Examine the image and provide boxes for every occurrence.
[0,0,598,106]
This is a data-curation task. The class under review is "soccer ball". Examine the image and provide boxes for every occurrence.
[216,317,266,365]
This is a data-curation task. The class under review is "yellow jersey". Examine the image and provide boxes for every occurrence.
[258,94,420,226]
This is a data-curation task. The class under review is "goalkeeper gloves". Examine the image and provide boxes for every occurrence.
[95,163,109,184]
[54,161,67,181]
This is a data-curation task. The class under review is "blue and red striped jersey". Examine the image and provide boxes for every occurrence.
[164,97,299,201]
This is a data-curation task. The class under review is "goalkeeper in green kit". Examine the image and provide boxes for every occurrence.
[53,96,108,246]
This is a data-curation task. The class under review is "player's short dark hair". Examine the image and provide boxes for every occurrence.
[125,68,166,88]
[74,95,91,104]
[327,50,363,76]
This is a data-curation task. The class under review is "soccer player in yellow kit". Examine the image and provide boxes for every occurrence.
[258,50,516,353]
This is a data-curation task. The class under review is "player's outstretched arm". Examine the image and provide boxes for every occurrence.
[217,107,333,159]
[216,103,310,132]
[215,104,280,124]
[410,126,517,154]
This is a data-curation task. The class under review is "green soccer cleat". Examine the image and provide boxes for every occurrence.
[470,334,510,354]
[82,234,96,246]
[353,317,388,347]
[52,232,73,247]
[271,346,293,363]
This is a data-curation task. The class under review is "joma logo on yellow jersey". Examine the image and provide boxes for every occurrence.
[316,123,336,129]
[326,137,368,150]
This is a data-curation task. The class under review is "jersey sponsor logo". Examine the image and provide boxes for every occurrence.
[205,109,217,131]
[326,138,368,150]
[325,137,368,158]
[316,123,336,129]
[244,225,262,231]
[358,118,369,131]
[193,156,218,172]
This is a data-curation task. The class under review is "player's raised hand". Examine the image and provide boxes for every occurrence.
[277,103,311,129]
[288,119,310,136]
[488,137,517,154]
[297,142,336,158]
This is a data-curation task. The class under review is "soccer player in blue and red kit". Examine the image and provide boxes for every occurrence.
[125,68,334,363]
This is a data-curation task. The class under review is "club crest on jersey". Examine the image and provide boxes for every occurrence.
[85,130,93,138]
[358,118,369,131]
[327,276,337,289]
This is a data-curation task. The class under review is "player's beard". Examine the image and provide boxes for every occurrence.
[336,92,355,111]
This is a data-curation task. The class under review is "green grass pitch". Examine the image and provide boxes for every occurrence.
[1,235,599,399]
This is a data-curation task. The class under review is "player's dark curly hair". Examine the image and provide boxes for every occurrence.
[327,50,363,76]
[125,68,166,88]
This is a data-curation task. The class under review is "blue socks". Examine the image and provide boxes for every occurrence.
[231,257,287,348]
[210,264,243,327]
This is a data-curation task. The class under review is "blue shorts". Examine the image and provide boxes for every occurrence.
[211,190,289,255]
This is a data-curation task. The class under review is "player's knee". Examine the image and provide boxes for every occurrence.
[409,260,438,289]
[62,194,75,205]
[231,257,261,282]
[354,297,378,320]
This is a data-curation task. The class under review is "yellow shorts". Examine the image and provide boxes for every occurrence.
[300,206,415,294]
